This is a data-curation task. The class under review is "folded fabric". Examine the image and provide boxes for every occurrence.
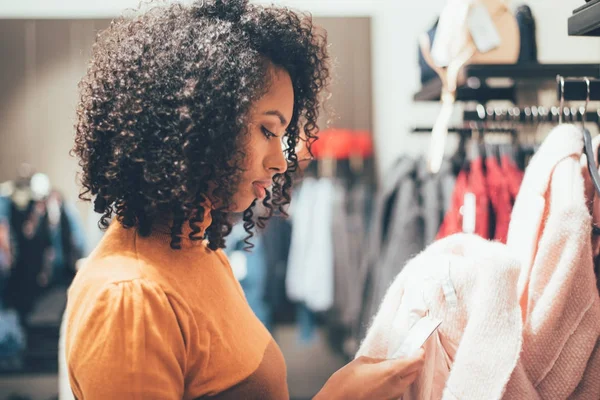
[356,233,523,400]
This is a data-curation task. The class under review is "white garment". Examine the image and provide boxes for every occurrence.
[357,234,523,400]
[286,178,335,312]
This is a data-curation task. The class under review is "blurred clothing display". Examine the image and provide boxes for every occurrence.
[225,222,273,331]
[0,176,85,373]
[286,177,335,313]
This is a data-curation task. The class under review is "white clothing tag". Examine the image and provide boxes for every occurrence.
[442,260,458,307]
[229,251,248,281]
[388,316,443,359]
[461,192,476,234]
[467,4,501,54]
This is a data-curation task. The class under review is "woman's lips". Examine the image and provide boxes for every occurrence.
[252,181,269,199]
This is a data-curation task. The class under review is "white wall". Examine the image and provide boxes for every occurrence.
[0,0,598,175]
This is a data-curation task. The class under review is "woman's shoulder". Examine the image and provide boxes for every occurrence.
[64,271,192,398]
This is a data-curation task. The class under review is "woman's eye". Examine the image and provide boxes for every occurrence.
[261,126,276,140]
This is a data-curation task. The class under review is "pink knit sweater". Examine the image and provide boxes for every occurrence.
[506,124,600,399]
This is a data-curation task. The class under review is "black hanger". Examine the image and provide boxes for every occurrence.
[582,128,600,235]
[575,77,600,235]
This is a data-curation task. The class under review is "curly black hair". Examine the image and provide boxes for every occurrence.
[72,0,330,250]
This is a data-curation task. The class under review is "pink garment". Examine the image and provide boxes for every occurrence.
[356,234,523,400]
[583,135,600,294]
[506,124,600,399]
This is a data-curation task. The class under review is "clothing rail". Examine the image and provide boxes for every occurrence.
[556,77,600,101]
[412,126,517,134]
[463,104,600,125]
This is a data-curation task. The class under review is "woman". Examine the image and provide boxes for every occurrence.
[66,1,424,399]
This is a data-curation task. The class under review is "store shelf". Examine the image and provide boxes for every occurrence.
[413,63,600,102]
[413,78,517,103]
[569,0,600,36]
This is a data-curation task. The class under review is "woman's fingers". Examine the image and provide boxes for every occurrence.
[377,349,425,395]
[378,348,425,376]
[349,349,426,399]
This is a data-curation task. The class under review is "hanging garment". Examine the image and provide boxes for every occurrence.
[485,151,512,243]
[225,223,272,331]
[500,151,524,203]
[506,124,600,399]
[4,199,53,319]
[331,180,369,329]
[436,168,468,239]
[418,158,456,245]
[262,215,294,323]
[286,178,335,313]
[352,157,423,348]
[356,233,523,400]
[47,196,86,287]
[437,156,491,240]
[469,156,492,238]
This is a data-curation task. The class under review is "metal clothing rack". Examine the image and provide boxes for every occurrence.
[412,126,517,134]
[463,105,600,125]
[556,77,600,101]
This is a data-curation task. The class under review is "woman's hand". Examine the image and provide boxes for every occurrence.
[313,349,425,400]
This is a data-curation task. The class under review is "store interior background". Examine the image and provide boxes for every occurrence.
[0,0,599,399]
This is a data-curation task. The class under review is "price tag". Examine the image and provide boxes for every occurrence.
[388,316,443,359]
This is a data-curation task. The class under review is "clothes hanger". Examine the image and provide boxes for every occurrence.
[419,33,475,174]
[560,76,600,235]
[569,77,600,197]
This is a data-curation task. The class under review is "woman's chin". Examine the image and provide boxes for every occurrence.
[230,195,256,213]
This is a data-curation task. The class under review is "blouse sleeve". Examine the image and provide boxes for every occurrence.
[66,279,187,400]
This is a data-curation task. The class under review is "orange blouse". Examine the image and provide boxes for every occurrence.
[65,216,288,399]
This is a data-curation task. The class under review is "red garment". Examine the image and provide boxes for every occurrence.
[469,157,491,239]
[486,155,512,243]
[311,129,353,159]
[310,129,374,160]
[437,157,491,240]
[500,154,524,203]
[437,168,469,239]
